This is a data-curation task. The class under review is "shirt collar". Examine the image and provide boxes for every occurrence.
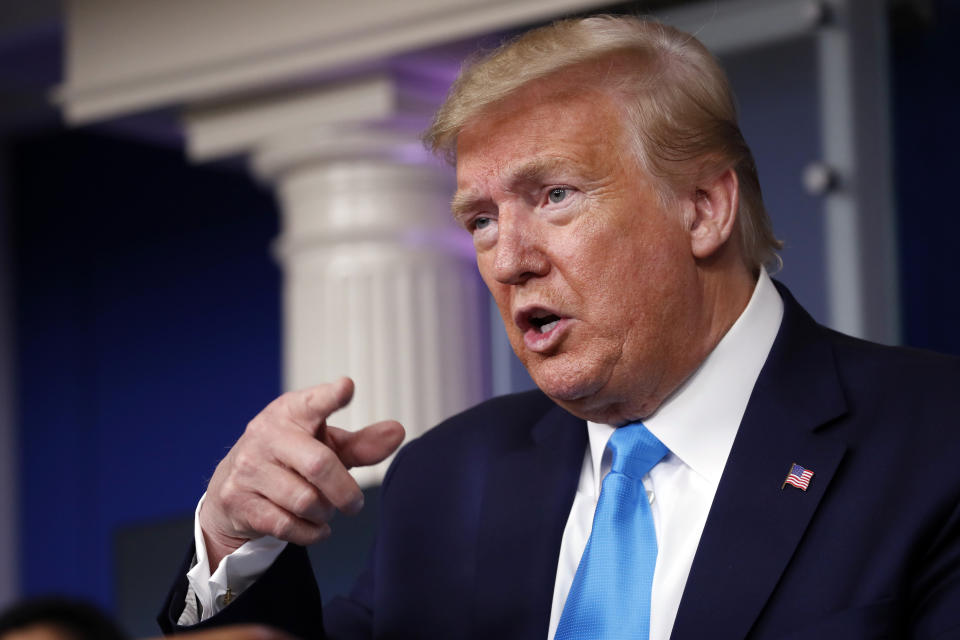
[586,270,784,487]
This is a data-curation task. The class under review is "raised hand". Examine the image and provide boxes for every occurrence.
[199,377,405,570]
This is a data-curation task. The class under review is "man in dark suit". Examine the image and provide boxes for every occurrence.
[161,15,960,639]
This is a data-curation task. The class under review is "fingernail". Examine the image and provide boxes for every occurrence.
[346,494,364,515]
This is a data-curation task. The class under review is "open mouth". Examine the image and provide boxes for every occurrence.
[516,305,566,334]
[529,312,561,334]
[515,305,570,352]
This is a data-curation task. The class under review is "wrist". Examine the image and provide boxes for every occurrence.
[199,504,249,572]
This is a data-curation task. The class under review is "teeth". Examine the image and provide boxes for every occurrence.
[539,320,559,333]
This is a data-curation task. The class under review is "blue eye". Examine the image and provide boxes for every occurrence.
[548,188,568,204]
[473,217,492,230]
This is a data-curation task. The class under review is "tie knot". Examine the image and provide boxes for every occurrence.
[608,422,668,478]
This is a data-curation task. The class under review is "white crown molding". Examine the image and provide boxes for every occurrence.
[54,0,616,125]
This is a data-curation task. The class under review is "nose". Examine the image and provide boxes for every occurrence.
[491,209,549,285]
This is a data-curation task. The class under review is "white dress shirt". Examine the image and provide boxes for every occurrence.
[184,271,784,636]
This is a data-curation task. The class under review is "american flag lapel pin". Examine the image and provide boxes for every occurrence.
[781,462,814,491]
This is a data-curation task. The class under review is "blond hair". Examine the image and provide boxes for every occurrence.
[424,15,782,270]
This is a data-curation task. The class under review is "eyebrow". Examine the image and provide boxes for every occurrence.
[451,156,577,220]
[450,189,482,221]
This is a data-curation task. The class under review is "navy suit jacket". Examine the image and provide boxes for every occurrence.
[161,285,960,638]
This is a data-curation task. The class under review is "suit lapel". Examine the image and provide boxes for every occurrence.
[672,286,849,640]
[470,404,587,640]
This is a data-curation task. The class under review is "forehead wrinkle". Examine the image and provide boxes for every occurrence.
[503,156,574,188]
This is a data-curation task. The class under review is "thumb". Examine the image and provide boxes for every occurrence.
[327,420,406,468]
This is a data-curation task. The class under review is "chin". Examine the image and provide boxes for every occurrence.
[527,359,656,425]
[528,361,608,410]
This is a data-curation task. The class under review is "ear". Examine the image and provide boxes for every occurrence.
[687,167,739,260]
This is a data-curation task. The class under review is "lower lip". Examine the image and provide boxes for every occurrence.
[523,318,572,353]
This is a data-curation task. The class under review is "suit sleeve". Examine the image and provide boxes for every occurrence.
[157,543,328,639]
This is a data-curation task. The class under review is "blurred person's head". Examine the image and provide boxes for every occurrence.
[0,597,127,640]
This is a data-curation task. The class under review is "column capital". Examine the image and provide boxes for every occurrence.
[250,118,440,185]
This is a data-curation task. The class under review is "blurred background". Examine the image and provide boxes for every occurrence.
[0,0,957,636]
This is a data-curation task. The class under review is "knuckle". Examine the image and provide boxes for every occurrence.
[218,478,240,505]
[246,511,271,538]
[232,450,258,476]
[245,417,267,438]
[300,389,328,420]
[268,512,294,540]
[304,447,335,480]
[281,390,304,414]
[278,390,298,408]
[291,486,318,515]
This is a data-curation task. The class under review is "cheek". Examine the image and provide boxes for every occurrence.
[477,257,499,299]
[557,233,642,299]
[491,290,513,328]
[608,212,688,279]
[567,228,685,337]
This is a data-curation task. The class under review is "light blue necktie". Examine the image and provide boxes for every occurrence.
[555,422,668,640]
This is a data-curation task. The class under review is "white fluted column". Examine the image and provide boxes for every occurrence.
[254,124,487,487]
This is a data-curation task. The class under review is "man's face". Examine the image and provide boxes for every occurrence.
[454,81,709,424]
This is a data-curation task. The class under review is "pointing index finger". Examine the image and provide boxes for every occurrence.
[283,377,355,435]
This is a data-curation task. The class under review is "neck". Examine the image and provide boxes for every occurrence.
[696,261,758,360]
